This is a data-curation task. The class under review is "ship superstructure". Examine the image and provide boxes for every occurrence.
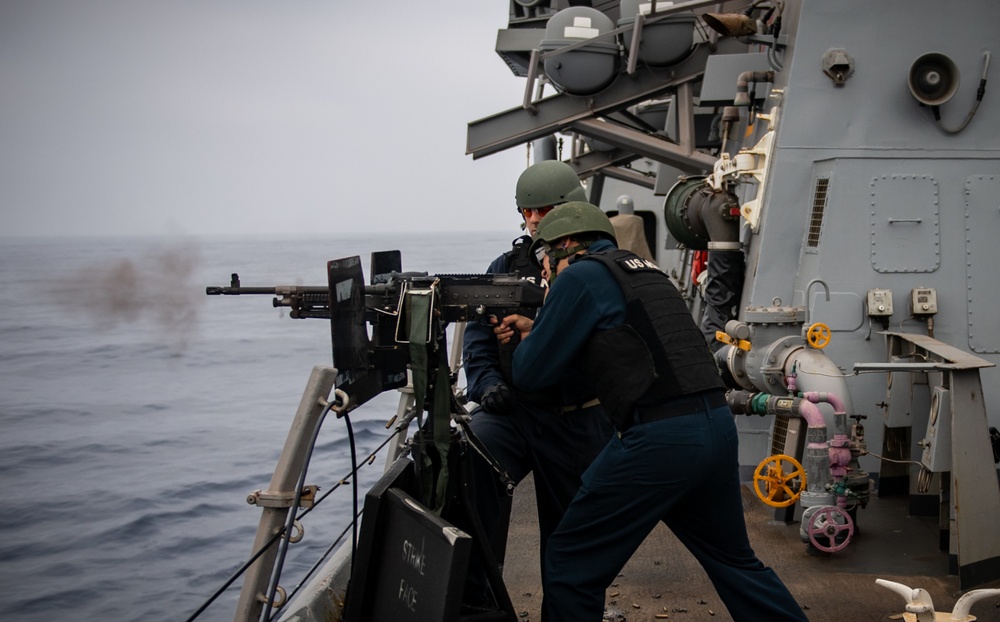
[466,0,1000,586]
[191,2,1000,621]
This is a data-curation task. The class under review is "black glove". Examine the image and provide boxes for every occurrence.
[481,382,514,416]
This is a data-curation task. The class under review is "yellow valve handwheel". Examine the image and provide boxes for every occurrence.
[806,322,831,349]
[753,454,806,508]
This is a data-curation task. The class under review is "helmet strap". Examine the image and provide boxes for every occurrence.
[547,240,592,285]
[548,241,591,262]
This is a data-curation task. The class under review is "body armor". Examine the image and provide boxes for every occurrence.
[579,249,724,427]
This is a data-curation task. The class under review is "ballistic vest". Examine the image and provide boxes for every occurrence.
[578,249,724,427]
[503,235,542,297]
[498,236,563,407]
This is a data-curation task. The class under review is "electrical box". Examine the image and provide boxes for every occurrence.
[911,287,938,315]
[866,288,894,317]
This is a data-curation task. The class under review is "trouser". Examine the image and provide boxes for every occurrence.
[542,399,808,622]
[463,397,613,607]
[701,249,746,350]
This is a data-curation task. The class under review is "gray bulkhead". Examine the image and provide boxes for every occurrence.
[740,0,1000,476]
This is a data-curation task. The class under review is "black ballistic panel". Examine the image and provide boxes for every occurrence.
[367,488,471,622]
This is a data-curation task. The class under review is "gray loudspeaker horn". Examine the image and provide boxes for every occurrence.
[908,52,960,106]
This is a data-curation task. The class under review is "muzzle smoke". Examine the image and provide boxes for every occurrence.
[50,238,203,351]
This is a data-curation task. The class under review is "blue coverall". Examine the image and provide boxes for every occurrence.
[513,239,808,622]
[462,238,613,605]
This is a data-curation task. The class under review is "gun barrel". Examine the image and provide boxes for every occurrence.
[205,286,284,295]
[204,285,328,295]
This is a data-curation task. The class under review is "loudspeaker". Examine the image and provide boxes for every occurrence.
[908,52,960,106]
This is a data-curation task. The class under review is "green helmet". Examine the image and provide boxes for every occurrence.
[530,201,618,259]
[515,160,588,209]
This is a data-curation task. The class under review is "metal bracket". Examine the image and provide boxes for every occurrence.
[247,485,317,509]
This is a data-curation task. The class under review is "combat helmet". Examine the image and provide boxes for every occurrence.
[515,160,588,209]
[530,201,617,264]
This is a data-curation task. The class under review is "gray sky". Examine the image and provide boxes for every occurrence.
[1,1,530,237]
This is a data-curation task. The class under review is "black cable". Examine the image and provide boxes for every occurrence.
[344,413,359,583]
[274,506,364,616]
[264,412,359,622]
[300,414,413,518]
[263,407,422,621]
[182,529,284,622]
[934,51,991,134]
[185,411,417,621]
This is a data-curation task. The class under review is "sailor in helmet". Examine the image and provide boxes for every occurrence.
[497,202,807,622]
[461,161,614,609]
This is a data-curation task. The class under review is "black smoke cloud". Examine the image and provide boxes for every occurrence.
[50,239,203,350]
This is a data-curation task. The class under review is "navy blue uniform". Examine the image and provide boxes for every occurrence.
[513,240,807,622]
[462,236,613,605]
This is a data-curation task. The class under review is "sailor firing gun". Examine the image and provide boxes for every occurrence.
[205,251,545,411]
[205,271,544,326]
[207,252,537,528]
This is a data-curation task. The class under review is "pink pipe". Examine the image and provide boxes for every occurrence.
[800,393,852,479]
[803,391,852,476]
[797,400,826,439]
[804,391,845,413]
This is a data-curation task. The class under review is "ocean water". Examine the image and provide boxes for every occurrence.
[0,232,512,622]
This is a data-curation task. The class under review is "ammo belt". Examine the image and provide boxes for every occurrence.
[630,390,728,427]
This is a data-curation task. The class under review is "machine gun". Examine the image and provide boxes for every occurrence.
[205,271,542,325]
[212,252,540,618]
[206,250,544,410]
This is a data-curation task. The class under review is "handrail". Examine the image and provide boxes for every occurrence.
[233,366,338,622]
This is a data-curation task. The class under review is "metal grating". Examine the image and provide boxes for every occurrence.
[771,415,790,455]
[806,178,829,248]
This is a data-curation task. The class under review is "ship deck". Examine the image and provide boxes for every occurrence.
[499,475,1000,622]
